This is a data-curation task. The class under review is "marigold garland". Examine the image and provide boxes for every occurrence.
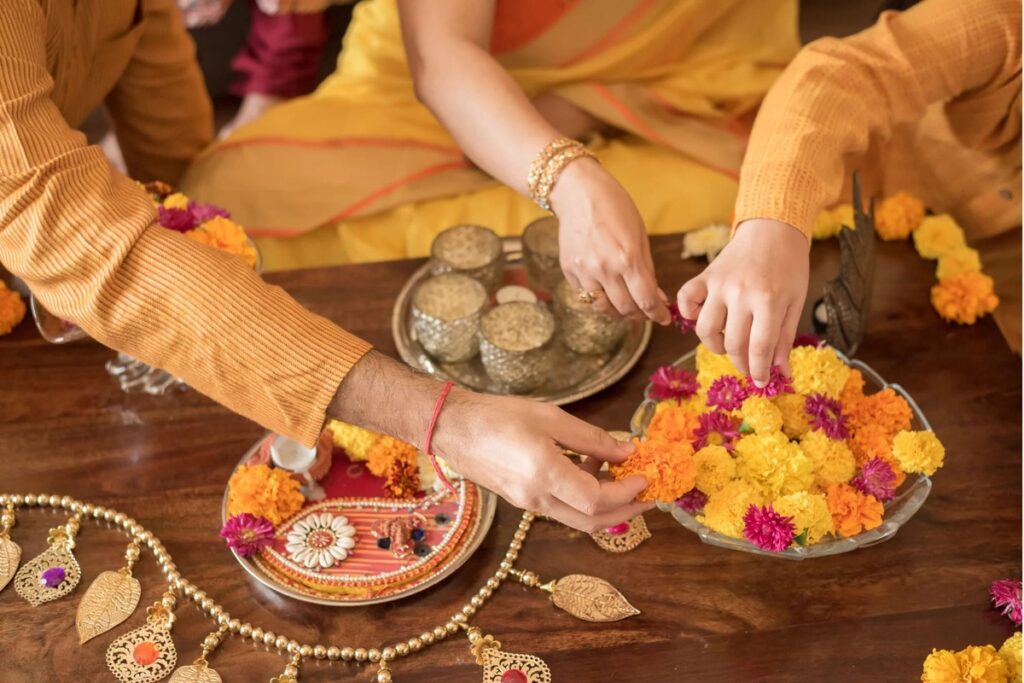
[875,191,925,240]
[937,246,983,279]
[0,281,26,336]
[931,271,1000,325]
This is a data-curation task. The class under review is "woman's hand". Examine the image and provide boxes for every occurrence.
[550,158,671,324]
[676,219,810,384]
[433,390,652,533]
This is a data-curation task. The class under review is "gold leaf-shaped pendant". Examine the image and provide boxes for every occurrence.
[13,544,81,606]
[481,647,552,683]
[590,515,651,553]
[168,662,222,683]
[106,623,178,683]
[77,569,142,644]
[549,574,640,622]
[0,536,21,592]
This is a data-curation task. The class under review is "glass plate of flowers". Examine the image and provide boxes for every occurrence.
[624,341,944,560]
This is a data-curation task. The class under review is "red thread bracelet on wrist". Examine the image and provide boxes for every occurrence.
[424,380,456,495]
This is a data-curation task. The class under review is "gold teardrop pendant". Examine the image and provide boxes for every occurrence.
[168,661,222,683]
[76,541,143,644]
[13,515,82,607]
[509,569,640,622]
[106,592,178,683]
[0,503,20,593]
[467,627,552,683]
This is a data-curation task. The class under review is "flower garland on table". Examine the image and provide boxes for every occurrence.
[0,490,641,683]
[612,343,946,552]
[920,579,1021,683]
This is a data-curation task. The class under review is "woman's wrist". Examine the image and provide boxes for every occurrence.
[547,156,603,216]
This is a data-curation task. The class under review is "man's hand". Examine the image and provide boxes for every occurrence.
[676,219,810,384]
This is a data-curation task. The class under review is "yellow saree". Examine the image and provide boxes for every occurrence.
[182,0,799,270]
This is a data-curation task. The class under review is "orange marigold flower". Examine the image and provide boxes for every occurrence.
[931,271,999,325]
[0,281,26,336]
[839,369,866,412]
[875,192,925,241]
[384,458,420,499]
[846,388,912,435]
[227,464,305,525]
[825,483,883,537]
[365,435,418,478]
[611,437,696,503]
[185,216,258,269]
[647,403,701,444]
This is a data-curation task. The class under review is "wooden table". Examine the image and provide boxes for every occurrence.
[0,235,1019,682]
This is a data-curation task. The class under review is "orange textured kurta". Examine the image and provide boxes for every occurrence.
[735,0,1021,241]
[0,0,371,445]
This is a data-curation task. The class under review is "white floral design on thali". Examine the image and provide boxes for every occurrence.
[285,513,356,569]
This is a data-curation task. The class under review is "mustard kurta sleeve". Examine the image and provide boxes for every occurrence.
[105,0,214,185]
[734,0,1022,239]
[0,0,371,446]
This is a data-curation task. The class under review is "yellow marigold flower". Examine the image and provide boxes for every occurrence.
[921,645,1009,683]
[610,437,696,503]
[681,224,731,260]
[226,464,304,525]
[365,435,418,478]
[772,491,834,544]
[700,479,763,539]
[825,483,883,537]
[1001,632,1022,683]
[931,271,999,325]
[734,432,814,499]
[937,246,982,279]
[774,392,811,439]
[892,430,945,476]
[0,281,26,336]
[811,208,842,240]
[186,216,258,269]
[790,345,850,399]
[647,402,701,444]
[800,430,857,489]
[739,396,783,434]
[693,445,736,495]
[327,420,379,461]
[832,204,855,232]
[162,192,190,210]
[914,214,967,259]
[696,344,742,391]
[875,192,925,240]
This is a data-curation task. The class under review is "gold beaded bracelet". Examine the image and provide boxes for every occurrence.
[527,137,598,212]
[0,492,639,683]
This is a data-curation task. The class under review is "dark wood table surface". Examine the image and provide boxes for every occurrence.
[0,235,1019,682]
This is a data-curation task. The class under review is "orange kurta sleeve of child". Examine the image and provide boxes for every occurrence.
[0,0,371,446]
[734,0,1021,241]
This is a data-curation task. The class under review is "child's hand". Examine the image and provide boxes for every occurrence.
[676,219,810,385]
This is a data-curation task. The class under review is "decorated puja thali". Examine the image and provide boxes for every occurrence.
[393,221,651,405]
[222,425,496,606]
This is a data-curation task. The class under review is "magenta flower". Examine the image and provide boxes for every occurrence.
[668,303,696,334]
[991,579,1022,626]
[851,457,897,502]
[157,205,197,233]
[743,504,796,552]
[707,375,747,411]
[649,366,698,402]
[744,366,794,398]
[220,513,275,557]
[693,411,740,451]
[189,200,231,223]
[793,333,821,348]
[804,393,850,440]
[675,489,708,515]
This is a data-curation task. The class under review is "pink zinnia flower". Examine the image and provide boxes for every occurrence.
[851,457,897,502]
[220,513,275,557]
[707,375,748,411]
[991,579,1022,626]
[675,489,708,515]
[743,504,796,552]
[793,333,822,348]
[804,393,850,440]
[693,411,740,451]
[648,366,698,402]
[157,205,197,233]
[668,303,696,334]
[744,366,794,398]
[189,200,231,223]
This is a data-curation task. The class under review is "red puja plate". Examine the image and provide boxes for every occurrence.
[222,437,496,606]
